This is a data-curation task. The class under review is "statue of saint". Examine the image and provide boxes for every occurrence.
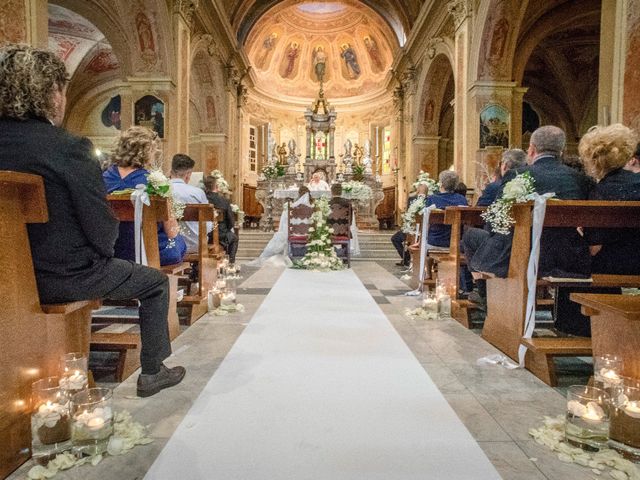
[343,139,353,158]
[277,143,287,165]
[353,143,364,163]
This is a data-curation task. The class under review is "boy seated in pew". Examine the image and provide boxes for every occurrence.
[0,44,185,397]
[462,126,593,333]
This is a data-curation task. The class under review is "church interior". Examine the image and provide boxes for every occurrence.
[1,0,640,479]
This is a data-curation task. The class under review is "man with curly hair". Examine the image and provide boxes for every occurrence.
[0,44,185,397]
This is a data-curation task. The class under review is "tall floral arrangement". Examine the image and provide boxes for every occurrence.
[341,180,372,202]
[294,197,344,271]
[231,203,245,225]
[413,171,439,194]
[482,171,536,235]
[209,169,231,195]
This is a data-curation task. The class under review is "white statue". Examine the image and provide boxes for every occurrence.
[342,139,353,174]
[286,139,298,174]
[363,139,373,175]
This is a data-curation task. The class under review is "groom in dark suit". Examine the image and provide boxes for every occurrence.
[0,45,184,397]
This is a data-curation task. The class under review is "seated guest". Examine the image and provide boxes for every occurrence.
[169,154,212,254]
[476,149,527,206]
[625,142,640,173]
[103,126,187,266]
[391,182,428,267]
[455,181,468,198]
[0,44,184,396]
[204,175,238,264]
[580,124,640,275]
[462,126,592,310]
[417,171,468,249]
[330,182,350,206]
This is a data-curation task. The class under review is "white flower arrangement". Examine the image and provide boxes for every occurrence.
[404,307,438,320]
[529,415,640,479]
[401,194,427,234]
[261,163,286,179]
[294,196,344,271]
[231,204,245,225]
[28,410,153,480]
[341,180,373,202]
[481,171,535,235]
[412,171,439,194]
[209,169,231,194]
[212,303,245,316]
[145,169,186,221]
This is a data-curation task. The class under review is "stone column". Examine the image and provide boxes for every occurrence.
[172,0,194,154]
[412,135,441,178]
[598,0,627,125]
[0,0,47,46]
[449,0,472,184]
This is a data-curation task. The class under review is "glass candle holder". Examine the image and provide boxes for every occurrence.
[70,388,114,456]
[421,291,438,318]
[594,355,624,392]
[31,377,72,464]
[609,385,640,461]
[60,352,88,399]
[565,385,610,451]
[220,286,237,307]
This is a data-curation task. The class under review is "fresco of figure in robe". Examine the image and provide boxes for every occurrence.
[255,32,278,70]
[363,36,384,73]
[312,45,327,82]
[280,41,300,79]
[340,43,361,79]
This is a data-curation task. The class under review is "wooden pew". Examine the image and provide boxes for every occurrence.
[180,204,217,324]
[571,293,640,380]
[439,207,486,327]
[481,200,640,386]
[95,195,183,381]
[408,209,445,290]
[0,172,98,478]
[208,207,225,260]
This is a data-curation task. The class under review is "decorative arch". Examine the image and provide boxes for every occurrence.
[414,51,455,137]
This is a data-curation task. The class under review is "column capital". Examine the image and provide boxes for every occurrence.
[447,0,472,30]
[173,0,198,27]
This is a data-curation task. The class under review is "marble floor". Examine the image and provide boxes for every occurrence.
[9,261,600,480]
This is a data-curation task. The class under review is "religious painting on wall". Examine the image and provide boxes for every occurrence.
[340,43,361,80]
[312,45,329,82]
[280,41,300,79]
[85,46,119,74]
[363,35,384,73]
[479,104,509,148]
[313,131,327,161]
[255,32,278,70]
[101,95,121,130]
[134,95,164,138]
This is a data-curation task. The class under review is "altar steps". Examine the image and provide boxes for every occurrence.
[236,230,400,262]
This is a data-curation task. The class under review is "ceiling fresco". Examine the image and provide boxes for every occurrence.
[245,0,395,100]
[48,4,120,78]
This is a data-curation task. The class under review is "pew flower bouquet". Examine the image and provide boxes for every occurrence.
[413,171,439,195]
[231,203,245,225]
[482,172,535,235]
[401,194,427,234]
[294,197,344,271]
[145,170,186,221]
[341,180,372,202]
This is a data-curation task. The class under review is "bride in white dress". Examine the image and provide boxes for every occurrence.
[246,188,314,268]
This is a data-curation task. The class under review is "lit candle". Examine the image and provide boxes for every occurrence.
[36,400,65,428]
[600,368,622,387]
[75,407,112,431]
[216,279,227,290]
[60,370,88,392]
[221,292,236,306]
[582,402,605,423]
[624,401,640,419]
[86,417,105,431]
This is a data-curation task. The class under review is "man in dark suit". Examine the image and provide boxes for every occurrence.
[204,175,239,264]
[0,45,184,397]
[462,126,592,304]
[476,149,527,207]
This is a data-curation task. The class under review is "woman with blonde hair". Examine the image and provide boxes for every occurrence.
[103,126,187,266]
[579,123,640,274]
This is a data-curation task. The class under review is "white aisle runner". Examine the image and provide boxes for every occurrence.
[146,269,501,480]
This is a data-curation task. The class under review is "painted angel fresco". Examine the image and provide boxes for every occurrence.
[256,32,278,70]
[364,36,384,73]
[340,43,361,79]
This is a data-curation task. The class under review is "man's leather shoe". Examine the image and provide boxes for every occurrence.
[137,365,186,398]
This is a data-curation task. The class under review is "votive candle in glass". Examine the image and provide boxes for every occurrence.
[594,355,623,391]
[71,388,114,456]
[565,385,610,451]
[609,385,640,461]
[31,377,72,464]
[60,352,88,398]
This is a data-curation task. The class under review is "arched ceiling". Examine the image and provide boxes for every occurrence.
[244,0,396,101]
[229,0,424,46]
[48,4,120,79]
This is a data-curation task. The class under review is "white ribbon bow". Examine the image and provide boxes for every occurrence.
[405,204,436,296]
[131,184,150,266]
[518,193,555,366]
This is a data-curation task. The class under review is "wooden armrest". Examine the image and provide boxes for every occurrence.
[41,299,101,314]
[161,262,190,275]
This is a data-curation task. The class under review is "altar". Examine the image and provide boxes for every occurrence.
[255,85,384,231]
